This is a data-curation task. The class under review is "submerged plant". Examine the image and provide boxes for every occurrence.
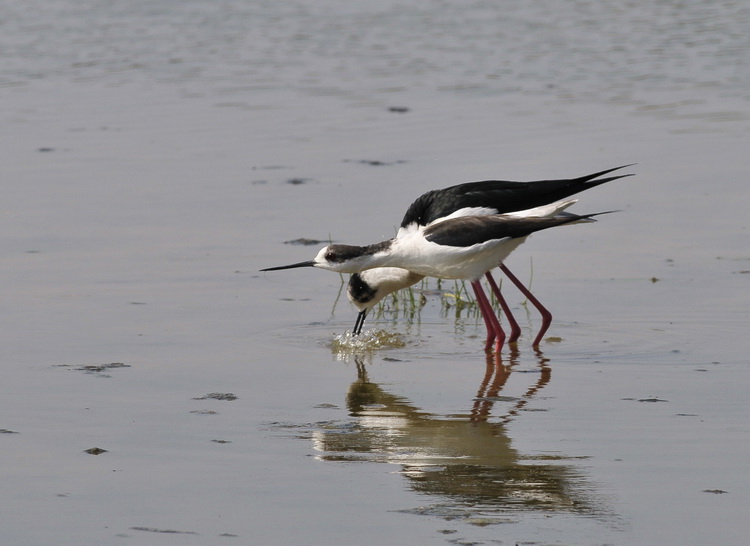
[368,257,538,324]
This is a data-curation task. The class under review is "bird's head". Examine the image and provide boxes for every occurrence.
[261,244,382,274]
[347,268,425,335]
[347,268,425,312]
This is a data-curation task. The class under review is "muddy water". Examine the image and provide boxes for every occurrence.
[2,1,749,544]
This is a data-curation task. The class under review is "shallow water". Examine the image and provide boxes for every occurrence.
[2,0,750,544]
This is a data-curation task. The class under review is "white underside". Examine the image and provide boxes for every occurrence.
[379,234,528,280]
[379,198,579,280]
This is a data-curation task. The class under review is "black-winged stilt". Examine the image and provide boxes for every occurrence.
[262,166,632,352]
[346,165,633,343]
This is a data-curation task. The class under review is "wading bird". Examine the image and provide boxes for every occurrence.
[262,166,632,351]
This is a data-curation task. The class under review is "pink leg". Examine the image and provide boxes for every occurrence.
[471,280,505,353]
[485,272,521,343]
[471,281,497,350]
[499,264,552,347]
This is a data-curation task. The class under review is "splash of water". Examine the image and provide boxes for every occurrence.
[330,329,406,354]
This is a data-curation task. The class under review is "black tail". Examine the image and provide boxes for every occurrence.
[404,165,634,227]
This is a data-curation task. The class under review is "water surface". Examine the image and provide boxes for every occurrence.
[2,1,749,544]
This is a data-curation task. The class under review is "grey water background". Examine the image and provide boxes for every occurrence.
[2,1,749,544]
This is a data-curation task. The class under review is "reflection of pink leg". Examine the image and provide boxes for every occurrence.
[471,280,505,353]
[485,272,521,343]
[471,352,512,423]
[499,264,552,347]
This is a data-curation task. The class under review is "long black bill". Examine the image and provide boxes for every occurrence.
[260,261,315,272]
[352,309,368,336]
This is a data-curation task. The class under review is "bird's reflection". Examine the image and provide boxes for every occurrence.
[470,349,551,425]
[312,351,605,517]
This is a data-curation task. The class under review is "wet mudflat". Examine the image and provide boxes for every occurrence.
[2,1,750,544]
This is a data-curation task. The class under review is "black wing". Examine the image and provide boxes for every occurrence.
[400,165,633,228]
[423,213,603,248]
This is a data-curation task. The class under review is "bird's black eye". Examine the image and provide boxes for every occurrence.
[325,250,337,262]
